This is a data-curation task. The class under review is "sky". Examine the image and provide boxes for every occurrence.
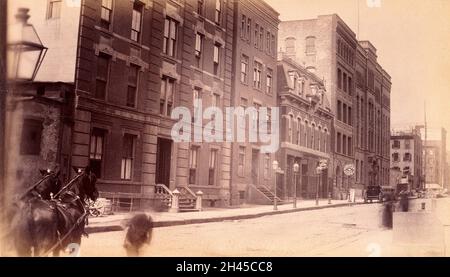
[265,0,450,147]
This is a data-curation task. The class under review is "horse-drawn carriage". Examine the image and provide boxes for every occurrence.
[5,166,99,257]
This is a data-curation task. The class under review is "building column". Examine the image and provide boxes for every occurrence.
[70,109,91,177]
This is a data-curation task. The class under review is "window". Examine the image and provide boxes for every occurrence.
[337,68,342,90]
[285,37,295,54]
[343,103,347,124]
[241,15,246,38]
[121,134,136,180]
[193,88,201,118]
[271,34,276,56]
[348,76,353,95]
[254,23,259,48]
[48,0,62,19]
[253,61,262,89]
[305,36,316,54]
[392,153,399,162]
[163,18,178,57]
[337,132,341,153]
[213,43,220,75]
[239,98,248,130]
[90,128,105,178]
[404,139,411,149]
[195,33,204,67]
[189,146,198,184]
[131,2,143,42]
[253,103,261,133]
[95,53,110,99]
[215,0,221,25]
[337,100,342,121]
[160,76,174,116]
[240,55,249,83]
[266,107,272,133]
[100,0,112,29]
[348,107,352,126]
[266,68,273,94]
[259,26,264,50]
[247,18,252,41]
[343,72,348,92]
[212,94,220,107]
[310,124,315,149]
[297,120,302,145]
[403,153,412,162]
[392,140,400,149]
[238,146,245,176]
[348,137,352,156]
[288,115,293,143]
[266,31,271,53]
[209,149,218,185]
[264,154,270,179]
[343,135,347,155]
[289,72,297,90]
[197,0,204,16]
[20,119,43,155]
[127,64,139,107]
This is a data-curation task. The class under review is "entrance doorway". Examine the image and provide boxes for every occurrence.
[251,149,259,185]
[156,138,172,188]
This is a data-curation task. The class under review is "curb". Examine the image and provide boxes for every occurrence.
[86,201,369,234]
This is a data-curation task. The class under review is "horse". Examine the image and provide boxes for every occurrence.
[8,166,98,257]
[33,169,62,200]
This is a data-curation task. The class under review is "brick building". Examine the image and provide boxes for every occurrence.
[276,57,333,199]
[229,0,279,205]
[278,15,391,199]
[390,127,423,190]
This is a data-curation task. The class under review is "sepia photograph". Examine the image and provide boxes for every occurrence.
[0,0,449,260]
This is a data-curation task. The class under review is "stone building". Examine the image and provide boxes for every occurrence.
[276,57,333,200]
[278,15,391,199]
[390,127,423,190]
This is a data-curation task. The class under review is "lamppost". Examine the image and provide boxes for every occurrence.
[7,8,48,83]
[272,160,279,211]
[316,165,320,206]
[293,162,299,208]
[2,8,47,253]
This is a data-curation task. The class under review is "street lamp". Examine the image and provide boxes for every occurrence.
[7,8,47,83]
[272,160,279,211]
[293,162,299,208]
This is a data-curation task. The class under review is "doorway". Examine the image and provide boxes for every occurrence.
[156,138,172,188]
[251,149,259,185]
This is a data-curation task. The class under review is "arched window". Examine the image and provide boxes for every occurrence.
[288,115,293,143]
[310,123,315,149]
[304,120,309,147]
[297,118,302,145]
[318,126,322,151]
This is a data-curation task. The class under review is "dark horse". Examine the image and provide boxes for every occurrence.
[8,166,98,256]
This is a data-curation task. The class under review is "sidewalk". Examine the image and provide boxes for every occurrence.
[86,198,367,234]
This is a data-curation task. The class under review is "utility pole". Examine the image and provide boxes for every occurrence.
[424,101,427,190]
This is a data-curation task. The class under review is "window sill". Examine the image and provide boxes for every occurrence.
[161,53,182,64]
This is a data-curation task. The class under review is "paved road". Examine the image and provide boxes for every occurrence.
[79,203,399,257]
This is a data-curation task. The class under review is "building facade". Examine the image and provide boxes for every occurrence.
[422,128,447,190]
[390,128,423,190]
[229,0,279,205]
[278,15,391,199]
[5,1,79,195]
[276,57,333,199]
